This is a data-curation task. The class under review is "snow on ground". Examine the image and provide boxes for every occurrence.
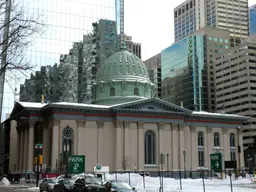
[0,177,10,186]
[28,187,39,191]
[105,173,256,192]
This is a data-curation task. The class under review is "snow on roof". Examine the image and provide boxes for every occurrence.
[18,102,47,108]
[192,111,246,118]
[51,102,111,109]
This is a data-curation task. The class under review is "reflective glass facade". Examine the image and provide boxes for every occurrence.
[161,35,207,111]
[250,5,256,35]
[2,0,115,121]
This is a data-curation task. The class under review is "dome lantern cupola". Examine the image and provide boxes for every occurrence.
[92,48,155,105]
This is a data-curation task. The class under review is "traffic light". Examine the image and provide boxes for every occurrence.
[34,157,38,165]
[39,155,43,165]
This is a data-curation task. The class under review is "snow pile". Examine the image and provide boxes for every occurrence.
[28,187,39,191]
[0,177,10,186]
[105,173,256,192]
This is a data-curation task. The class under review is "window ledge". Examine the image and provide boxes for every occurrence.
[144,164,159,168]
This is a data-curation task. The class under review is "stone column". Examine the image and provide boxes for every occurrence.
[28,120,35,171]
[16,128,21,172]
[77,119,86,155]
[158,123,164,170]
[137,122,144,171]
[206,128,212,168]
[19,128,24,171]
[51,119,60,171]
[23,127,28,171]
[124,121,130,170]
[115,120,123,170]
[222,128,229,161]
[190,126,196,171]
[42,123,49,168]
[179,124,185,170]
[172,123,179,170]
[97,121,104,164]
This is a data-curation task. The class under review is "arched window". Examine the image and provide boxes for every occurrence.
[110,87,115,96]
[214,132,220,147]
[62,126,73,170]
[134,87,139,96]
[230,133,236,161]
[198,132,204,167]
[198,132,204,146]
[145,130,156,165]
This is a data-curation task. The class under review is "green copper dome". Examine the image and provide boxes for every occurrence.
[92,48,155,105]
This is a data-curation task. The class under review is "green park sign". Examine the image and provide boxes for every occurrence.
[68,155,85,174]
[210,153,222,172]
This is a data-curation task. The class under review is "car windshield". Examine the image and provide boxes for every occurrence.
[63,179,75,185]
[111,182,132,189]
[48,179,57,184]
[84,177,101,184]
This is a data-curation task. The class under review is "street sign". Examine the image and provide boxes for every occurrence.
[35,143,43,149]
[95,164,102,170]
[68,155,85,174]
[210,153,222,172]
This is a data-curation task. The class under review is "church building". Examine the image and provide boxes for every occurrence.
[8,47,248,175]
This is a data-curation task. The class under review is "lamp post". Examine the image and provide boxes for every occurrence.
[183,151,186,179]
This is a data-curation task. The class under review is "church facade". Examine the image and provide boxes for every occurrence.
[7,46,249,174]
[9,98,248,173]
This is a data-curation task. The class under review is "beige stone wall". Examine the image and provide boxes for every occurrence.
[9,120,17,173]
[11,118,245,173]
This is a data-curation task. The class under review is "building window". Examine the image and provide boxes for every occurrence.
[134,87,139,96]
[198,132,204,167]
[209,37,213,41]
[110,87,115,96]
[214,132,220,147]
[145,130,156,165]
[230,133,235,147]
[230,133,236,161]
[198,132,204,146]
[62,126,73,169]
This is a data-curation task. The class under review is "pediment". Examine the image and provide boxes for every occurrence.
[111,98,192,114]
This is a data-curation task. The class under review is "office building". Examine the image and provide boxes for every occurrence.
[174,0,249,47]
[124,35,142,58]
[162,27,230,112]
[144,53,162,98]
[250,4,256,35]
[1,0,116,121]
[215,36,256,148]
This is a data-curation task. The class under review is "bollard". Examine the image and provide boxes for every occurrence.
[229,170,233,192]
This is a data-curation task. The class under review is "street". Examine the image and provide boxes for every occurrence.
[0,184,38,192]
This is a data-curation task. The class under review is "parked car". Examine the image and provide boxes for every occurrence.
[54,178,75,192]
[39,178,58,192]
[98,180,137,192]
[73,175,102,192]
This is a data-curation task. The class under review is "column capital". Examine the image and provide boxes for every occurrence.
[124,121,131,128]
[29,120,36,128]
[137,122,144,129]
[158,123,165,130]
[77,119,86,127]
[179,124,185,131]
[222,128,228,134]
[96,121,104,128]
[115,120,123,128]
[172,123,179,130]
[190,126,196,132]
[52,119,60,127]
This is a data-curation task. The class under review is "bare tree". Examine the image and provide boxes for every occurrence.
[0,0,45,76]
[120,157,131,171]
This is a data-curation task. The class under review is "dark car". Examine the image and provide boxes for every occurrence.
[54,179,75,192]
[98,180,137,192]
[73,176,102,192]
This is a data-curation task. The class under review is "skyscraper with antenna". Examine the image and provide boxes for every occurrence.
[115,0,125,49]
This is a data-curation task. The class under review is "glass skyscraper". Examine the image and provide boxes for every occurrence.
[1,0,115,121]
[250,4,256,35]
[161,35,208,111]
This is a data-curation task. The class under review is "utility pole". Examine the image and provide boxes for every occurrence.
[0,0,12,122]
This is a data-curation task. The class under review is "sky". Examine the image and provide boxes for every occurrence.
[124,0,255,61]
